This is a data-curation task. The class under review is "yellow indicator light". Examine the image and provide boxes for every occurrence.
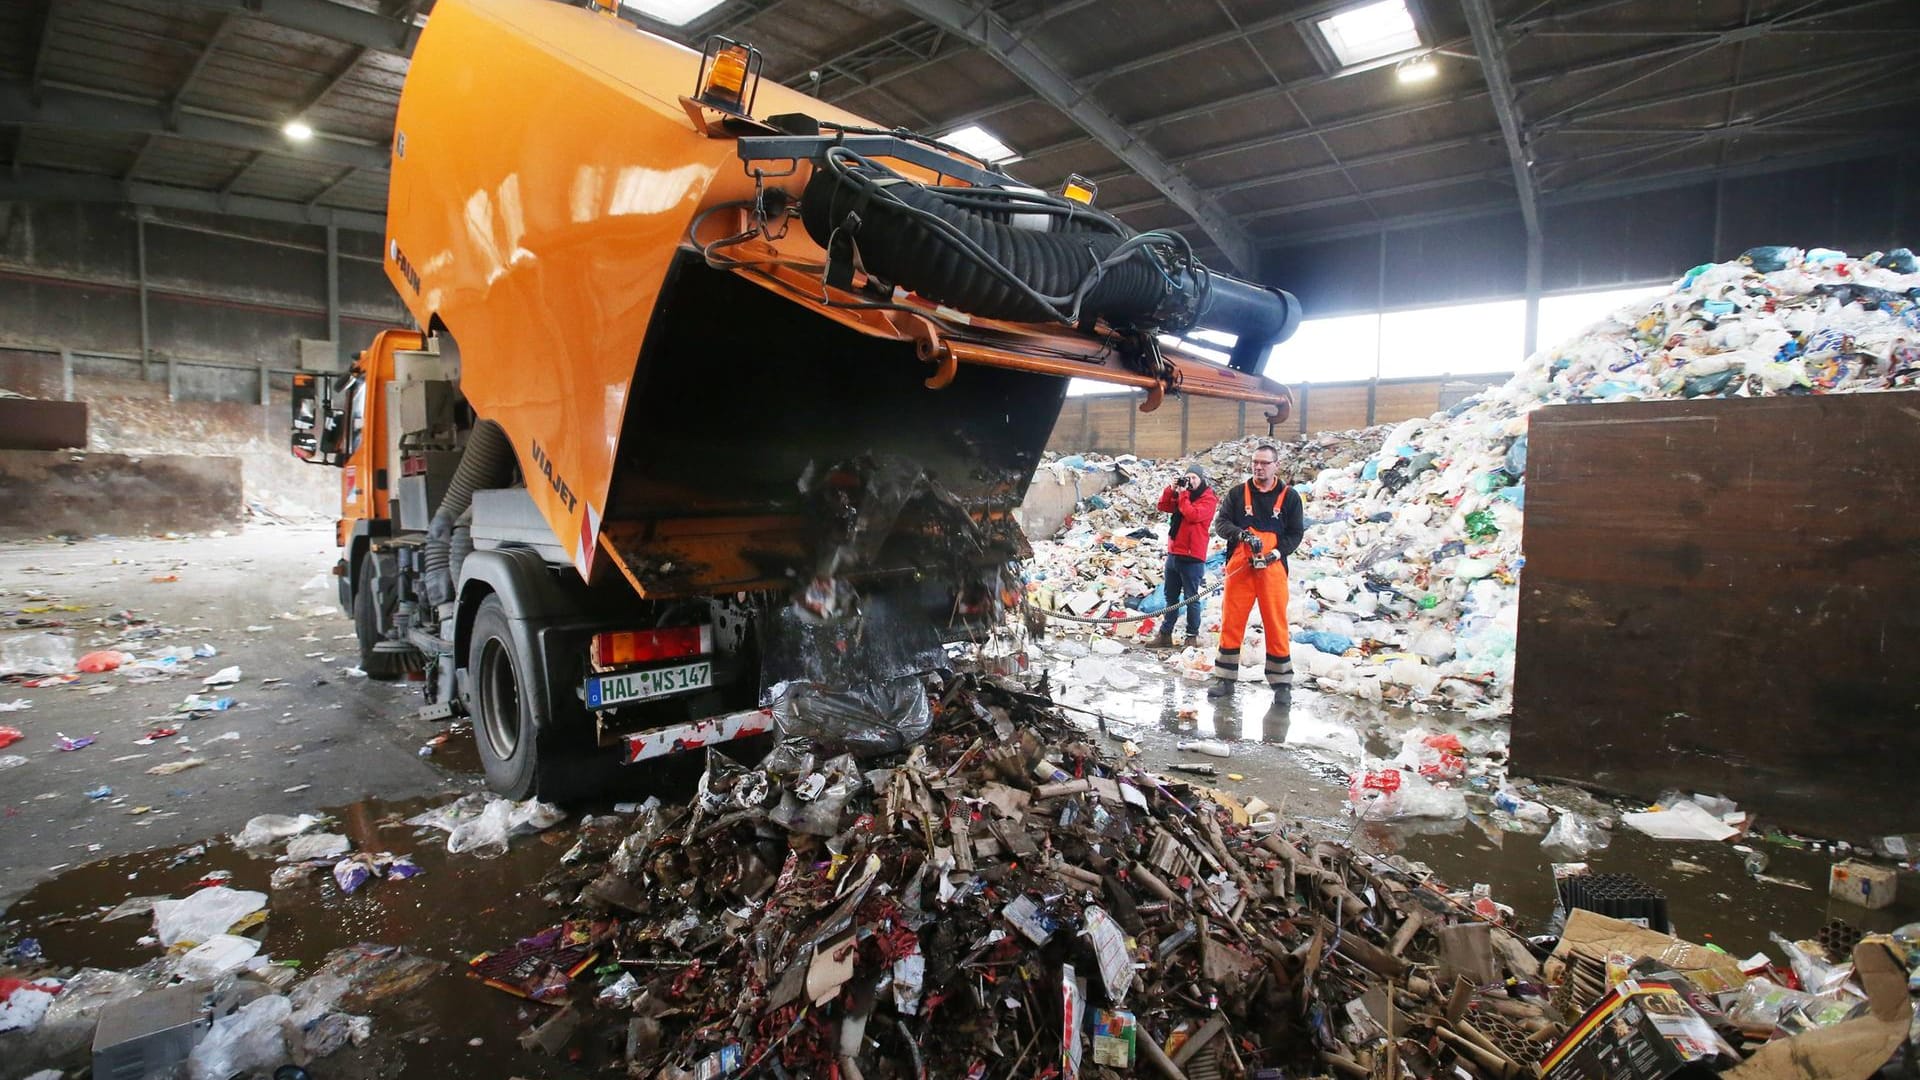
[1061,174,1098,205]
[698,41,758,114]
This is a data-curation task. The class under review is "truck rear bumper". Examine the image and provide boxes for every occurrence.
[620,707,774,764]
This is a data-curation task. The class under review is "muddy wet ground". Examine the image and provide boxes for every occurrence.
[3,527,1915,1079]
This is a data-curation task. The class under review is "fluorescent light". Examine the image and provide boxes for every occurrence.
[282,120,314,141]
[1395,55,1438,83]
[619,0,726,26]
[1317,0,1422,67]
[941,124,1021,165]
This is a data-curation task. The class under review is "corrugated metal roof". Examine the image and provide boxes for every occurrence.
[0,0,1912,255]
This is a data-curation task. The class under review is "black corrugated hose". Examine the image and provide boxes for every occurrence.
[424,419,512,606]
[799,147,1200,329]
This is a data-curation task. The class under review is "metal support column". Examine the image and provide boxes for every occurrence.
[1179,394,1191,455]
[326,224,340,365]
[1523,232,1543,359]
[136,213,151,381]
[259,361,271,405]
[59,347,73,401]
[1297,383,1309,435]
[1125,397,1136,455]
[1710,176,1727,260]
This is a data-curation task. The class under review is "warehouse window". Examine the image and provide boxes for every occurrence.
[1316,0,1422,67]
[1379,300,1524,379]
[1537,285,1664,349]
[941,125,1021,165]
[621,0,726,25]
[1264,314,1382,385]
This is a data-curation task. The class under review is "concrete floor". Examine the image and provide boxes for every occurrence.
[0,525,464,908]
[2,528,1913,1079]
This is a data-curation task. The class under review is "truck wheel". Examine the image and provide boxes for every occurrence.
[352,563,408,680]
[467,595,541,799]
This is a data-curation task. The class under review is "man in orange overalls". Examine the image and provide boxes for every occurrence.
[1207,443,1306,712]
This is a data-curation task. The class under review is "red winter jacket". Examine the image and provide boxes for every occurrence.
[1156,482,1218,560]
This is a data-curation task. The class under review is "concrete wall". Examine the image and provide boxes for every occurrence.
[0,451,243,537]
[0,201,399,517]
[1046,372,1505,457]
[0,350,337,517]
[0,202,405,387]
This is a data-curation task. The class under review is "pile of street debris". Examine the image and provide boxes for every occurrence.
[1026,247,1920,716]
[486,673,1912,1079]
[2,672,1916,1078]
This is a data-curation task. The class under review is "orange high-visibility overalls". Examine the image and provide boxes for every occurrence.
[1215,481,1292,688]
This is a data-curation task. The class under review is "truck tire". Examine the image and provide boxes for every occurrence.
[467,595,542,798]
[352,562,408,680]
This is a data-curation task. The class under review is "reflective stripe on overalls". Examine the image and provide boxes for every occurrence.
[1215,481,1292,687]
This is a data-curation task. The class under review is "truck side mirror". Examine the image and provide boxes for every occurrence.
[291,373,342,466]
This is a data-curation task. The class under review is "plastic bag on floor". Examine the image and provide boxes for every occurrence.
[0,632,76,677]
[189,994,291,1080]
[409,795,564,855]
[1394,729,1466,780]
[1541,812,1611,857]
[769,675,931,757]
[152,886,268,948]
[172,934,262,980]
[1347,765,1466,821]
[234,813,323,849]
[447,799,514,858]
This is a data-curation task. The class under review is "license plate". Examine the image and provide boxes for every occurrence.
[587,662,712,708]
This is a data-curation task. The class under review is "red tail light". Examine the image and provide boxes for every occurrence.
[592,626,712,667]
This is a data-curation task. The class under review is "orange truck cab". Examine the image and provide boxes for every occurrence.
[292,0,1302,799]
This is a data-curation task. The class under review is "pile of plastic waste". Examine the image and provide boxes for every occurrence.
[1029,247,1920,715]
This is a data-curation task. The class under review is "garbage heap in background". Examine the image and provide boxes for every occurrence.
[1028,246,1920,716]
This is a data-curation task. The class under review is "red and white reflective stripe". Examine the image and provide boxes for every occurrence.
[622,707,773,764]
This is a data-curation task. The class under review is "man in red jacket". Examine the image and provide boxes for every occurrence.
[1151,463,1218,648]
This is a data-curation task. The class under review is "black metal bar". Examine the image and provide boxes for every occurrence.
[735,134,1011,188]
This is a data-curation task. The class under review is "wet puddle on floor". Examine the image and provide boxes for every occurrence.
[1042,644,1920,959]
[3,782,697,1078]
[6,667,1916,1078]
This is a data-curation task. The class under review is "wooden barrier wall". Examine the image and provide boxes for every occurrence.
[1509,394,1920,841]
[1046,372,1507,456]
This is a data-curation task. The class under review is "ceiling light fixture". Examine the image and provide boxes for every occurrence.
[282,120,314,142]
[1317,0,1423,67]
[620,0,727,26]
[1395,55,1438,83]
[940,124,1021,165]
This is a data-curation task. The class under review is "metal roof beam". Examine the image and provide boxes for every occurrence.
[168,0,418,56]
[30,0,63,102]
[802,1,1102,105]
[0,83,390,173]
[1542,45,1905,131]
[1461,0,1540,240]
[0,166,385,232]
[1245,169,1512,224]
[306,165,359,207]
[299,46,370,116]
[888,0,1259,275]
[1105,132,1501,215]
[168,14,236,128]
[1263,139,1917,248]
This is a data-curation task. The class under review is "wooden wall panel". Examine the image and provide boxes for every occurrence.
[1510,395,1920,840]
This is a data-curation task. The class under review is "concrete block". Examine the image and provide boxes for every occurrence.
[0,451,242,537]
